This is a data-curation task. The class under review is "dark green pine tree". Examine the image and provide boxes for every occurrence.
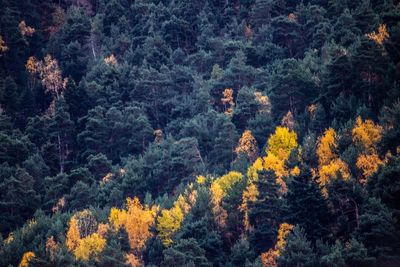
[43,172,69,211]
[249,170,283,253]
[63,78,91,121]
[355,198,400,264]
[285,169,332,242]
[277,226,316,267]
[209,119,239,174]
[368,154,400,225]
[269,59,317,120]
[0,166,39,235]
[0,76,18,115]
[162,238,212,267]
[48,99,76,173]
[351,37,393,113]
[232,86,259,131]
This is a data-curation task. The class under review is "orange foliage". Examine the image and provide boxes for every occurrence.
[260,223,294,267]
[352,117,382,152]
[0,36,8,53]
[254,91,271,114]
[281,111,295,130]
[317,128,337,166]
[317,128,350,195]
[109,197,157,253]
[104,54,118,67]
[235,130,259,162]
[240,183,259,232]
[221,88,235,116]
[18,251,35,267]
[26,55,66,100]
[19,21,35,37]
[366,24,389,45]
[45,236,59,261]
[356,153,383,184]
[66,210,107,261]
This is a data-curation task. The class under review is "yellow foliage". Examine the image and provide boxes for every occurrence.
[196,175,206,184]
[18,251,35,267]
[109,207,127,231]
[316,128,350,195]
[156,206,184,246]
[290,166,300,176]
[221,88,235,116]
[276,223,294,252]
[210,172,243,228]
[260,223,294,267]
[264,153,288,178]
[66,218,81,251]
[235,130,259,162]
[254,91,271,114]
[366,24,389,45]
[356,153,383,180]
[319,159,350,196]
[317,128,337,166]
[352,117,382,152]
[267,127,298,161]
[109,197,156,253]
[240,183,259,232]
[246,127,298,194]
[211,182,224,206]
[74,233,106,261]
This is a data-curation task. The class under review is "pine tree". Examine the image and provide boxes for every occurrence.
[277,226,316,267]
[248,170,283,253]
[285,170,332,241]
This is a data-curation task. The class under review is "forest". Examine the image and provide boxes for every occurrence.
[0,0,400,266]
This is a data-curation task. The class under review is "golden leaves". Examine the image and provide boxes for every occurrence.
[316,128,337,166]
[240,182,259,232]
[222,88,235,116]
[352,116,382,152]
[267,127,297,161]
[25,55,66,100]
[210,172,243,228]
[352,117,384,183]
[156,194,194,246]
[366,24,389,46]
[66,210,107,261]
[260,223,294,267]
[109,197,157,254]
[316,128,349,196]
[73,233,106,261]
[254,91,271,114]
[18,251,35,267]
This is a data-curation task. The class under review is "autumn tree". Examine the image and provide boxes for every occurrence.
[157,194,193,246]
[317,128,350,195]
[352,117,384,183]
[235,130,259,162]
[66,210,106,261]
[109,196,157,262]
[26,55,66,101]
[221,88,235,116]
[248,170,283,253]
